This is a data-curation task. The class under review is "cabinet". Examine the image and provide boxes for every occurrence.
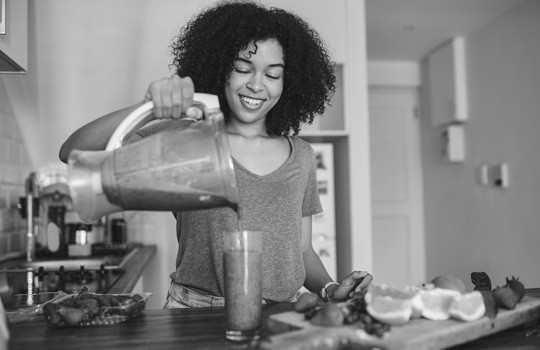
[426,36,467,127]
[0,0,28,73]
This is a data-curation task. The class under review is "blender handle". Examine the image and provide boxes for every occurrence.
[105,93,220,151]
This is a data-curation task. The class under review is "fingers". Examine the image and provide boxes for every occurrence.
[354,273,373,293]
[145,75,195,119]
[343,271,374,298]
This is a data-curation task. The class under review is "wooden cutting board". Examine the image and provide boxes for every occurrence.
[263,295,540,350]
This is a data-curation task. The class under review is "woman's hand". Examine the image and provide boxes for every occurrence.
[144,75,202,120]
[329,271,373,301]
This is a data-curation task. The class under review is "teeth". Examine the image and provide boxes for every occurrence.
[241,96,264,106]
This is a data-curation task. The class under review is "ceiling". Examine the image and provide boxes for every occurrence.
[365,0,527,61]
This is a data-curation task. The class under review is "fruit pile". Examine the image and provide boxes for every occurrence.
[479,275,526,318]
[43,290,149,327]
[294,292,391,337]
[294,274,527,332]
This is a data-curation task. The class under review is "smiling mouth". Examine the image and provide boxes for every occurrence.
[240,95,266,106]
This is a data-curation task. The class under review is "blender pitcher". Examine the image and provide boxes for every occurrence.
[67,93,238,223]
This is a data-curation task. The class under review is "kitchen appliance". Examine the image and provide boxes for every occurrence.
[18,165,102,259]
[1,265,125,309]
[67,93,239,223]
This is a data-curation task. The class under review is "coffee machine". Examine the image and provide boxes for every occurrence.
[19,165,102,259]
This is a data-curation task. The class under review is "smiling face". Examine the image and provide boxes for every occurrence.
[224,39,284,131]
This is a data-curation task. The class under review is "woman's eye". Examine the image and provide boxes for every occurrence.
[266,74,282,80]
[234,68,250,74]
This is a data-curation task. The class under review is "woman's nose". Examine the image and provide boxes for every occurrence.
[246,74,264,92]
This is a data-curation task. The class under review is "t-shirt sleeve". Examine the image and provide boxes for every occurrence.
[302,144,323,217]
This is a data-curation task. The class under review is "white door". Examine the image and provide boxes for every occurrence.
[369,88,425,287]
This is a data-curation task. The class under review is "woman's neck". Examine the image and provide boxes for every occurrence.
[227,120,268,139]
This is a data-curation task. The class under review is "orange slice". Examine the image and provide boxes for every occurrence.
[420,288,461,320]
[366,284,423,320]
[366,295,413,325]
[448,291,486,322]
[366,284,418,301]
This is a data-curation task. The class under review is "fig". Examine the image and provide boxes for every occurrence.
[58,306,85,326]
[43,303,64,326]
[96,294,112,307]
[110,296,122,306]
[132,294,144,302]
[295,292,324,312]
[75,298,99,310]
[310,303,344,327]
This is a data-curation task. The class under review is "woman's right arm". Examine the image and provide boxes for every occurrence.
[59,75,196,163]
[58,103,144,163]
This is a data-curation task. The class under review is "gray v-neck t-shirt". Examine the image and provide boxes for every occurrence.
[137,120,322,302]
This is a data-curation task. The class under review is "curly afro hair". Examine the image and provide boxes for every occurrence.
[170,0,336,136]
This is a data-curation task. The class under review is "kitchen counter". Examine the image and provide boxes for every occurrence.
[8,303,294,350]
[7,290,540,350]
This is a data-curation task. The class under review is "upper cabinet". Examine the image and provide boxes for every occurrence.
[426,36,468,127]
[0,0,28,73]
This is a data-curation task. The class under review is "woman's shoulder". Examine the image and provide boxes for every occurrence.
[288,136,315,156]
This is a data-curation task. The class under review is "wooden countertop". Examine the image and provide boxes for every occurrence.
[8,303,295,350]
[7,292,540,349]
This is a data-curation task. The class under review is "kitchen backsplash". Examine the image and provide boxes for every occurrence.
[0,79,32,260]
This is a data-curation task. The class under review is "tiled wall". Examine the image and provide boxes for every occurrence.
[0,79,32,260]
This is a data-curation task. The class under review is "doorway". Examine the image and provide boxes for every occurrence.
[369,87,426,287]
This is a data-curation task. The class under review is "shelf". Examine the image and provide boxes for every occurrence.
[299,130,349,140]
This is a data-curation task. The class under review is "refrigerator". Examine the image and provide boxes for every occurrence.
[310,143,337,280]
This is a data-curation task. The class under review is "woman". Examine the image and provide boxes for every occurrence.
[59,0,373,307]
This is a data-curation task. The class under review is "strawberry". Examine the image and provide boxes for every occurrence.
[492,286,519,310]
[505,276,525,302]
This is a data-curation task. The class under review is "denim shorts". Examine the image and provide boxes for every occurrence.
[164,282,225,308]
[163,282,300,308]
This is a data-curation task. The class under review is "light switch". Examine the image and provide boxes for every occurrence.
[492,162,509,188]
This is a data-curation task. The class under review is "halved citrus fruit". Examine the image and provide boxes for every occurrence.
[366,295,413,325]
[365,284,417,301]
[448,291,486,322]
[403,285,424,319]
[365,284,423,320]
[431,275,467,294]
[420,288,461,320]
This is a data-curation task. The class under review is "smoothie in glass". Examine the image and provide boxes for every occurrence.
[223,230,262,341]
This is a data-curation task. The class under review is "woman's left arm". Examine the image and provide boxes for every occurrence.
[302,216,334,292]
[301,216,373,301]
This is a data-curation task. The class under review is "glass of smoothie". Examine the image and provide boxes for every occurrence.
[223,230,263,342]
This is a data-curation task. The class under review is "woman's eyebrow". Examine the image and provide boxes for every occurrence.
[234,57,284,68]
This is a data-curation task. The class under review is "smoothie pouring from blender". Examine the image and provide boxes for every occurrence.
[59,0,373,307]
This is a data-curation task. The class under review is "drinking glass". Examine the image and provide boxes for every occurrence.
[223,230,263,341]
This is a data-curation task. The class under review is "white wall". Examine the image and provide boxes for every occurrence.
[420,0,540,290]
[368,61,420,87]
